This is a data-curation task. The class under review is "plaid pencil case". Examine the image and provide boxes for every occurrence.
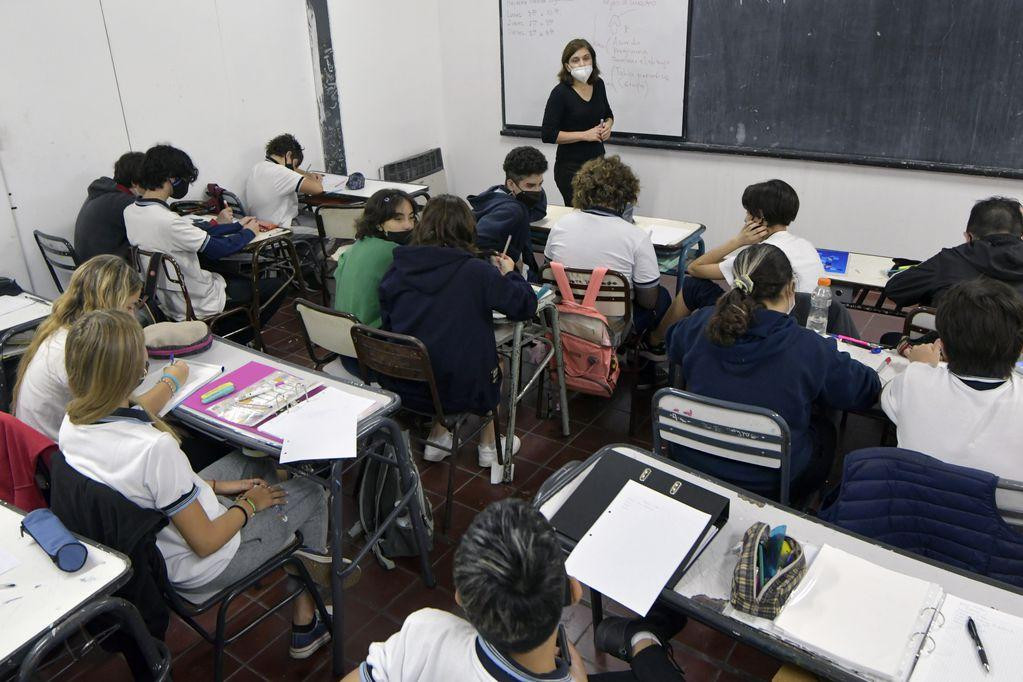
[730,521,805,619]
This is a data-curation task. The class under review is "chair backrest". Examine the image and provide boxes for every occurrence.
[996,477,1023,528]
[539,265,632,321]
[651,387,793,505]
[33,230,80,293]
[294,298,359,366]
[902,306,937,340]
[350,324,445,420]
[131,247,197,320]
[314,203,365,241]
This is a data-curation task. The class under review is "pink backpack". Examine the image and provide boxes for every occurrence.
[548,262,620,398]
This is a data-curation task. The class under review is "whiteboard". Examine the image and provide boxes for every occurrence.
[500,0,688,137]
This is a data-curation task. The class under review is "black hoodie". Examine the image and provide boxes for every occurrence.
[379,245,537,414]
[73,176,136,262]
[883,233,1023,307]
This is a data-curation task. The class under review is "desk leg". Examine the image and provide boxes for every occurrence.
[503,322,524,483]
[330,458,345,677]
[590,589,605,645]
[548,306,571,437]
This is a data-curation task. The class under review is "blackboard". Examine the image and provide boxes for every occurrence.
[684,0,1023,176]
[500,0,1023,178]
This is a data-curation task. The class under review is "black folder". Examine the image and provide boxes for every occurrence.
[551,451,729,585]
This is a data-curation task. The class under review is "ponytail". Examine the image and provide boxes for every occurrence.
[706,288,759,346]
[704,243,794,347]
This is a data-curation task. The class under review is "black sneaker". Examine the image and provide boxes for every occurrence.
[638,338,668,363]
[594,606,688,662]
[635,366,669,391]
[289,608,331,659]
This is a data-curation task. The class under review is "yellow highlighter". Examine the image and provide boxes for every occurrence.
[200,382,235,404]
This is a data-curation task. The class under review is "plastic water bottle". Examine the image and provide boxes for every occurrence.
[806,277,831,334]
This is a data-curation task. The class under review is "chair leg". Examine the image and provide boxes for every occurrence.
[213,600,230,682]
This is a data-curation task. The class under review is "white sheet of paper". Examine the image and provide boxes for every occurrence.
[0,297,51,331]
[137,360,225,416]
[565,479,711,616]
[0,296,35,316]
[261,387,376,463]
[0,546,19,576]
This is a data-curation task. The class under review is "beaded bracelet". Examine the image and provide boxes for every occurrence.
[239,496,257,515]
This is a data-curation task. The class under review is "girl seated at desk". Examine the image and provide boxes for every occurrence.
[13,255,188,441]
[58,309,335,660]
[379,194,537,466]
[666,244,880,504]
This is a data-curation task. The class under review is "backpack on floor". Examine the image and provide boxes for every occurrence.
[351,436,433,570]
[548,261,620,398]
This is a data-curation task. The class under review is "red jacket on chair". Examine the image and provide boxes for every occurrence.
[0,412,56,511]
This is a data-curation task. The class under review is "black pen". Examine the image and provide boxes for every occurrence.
[966,616,990,673]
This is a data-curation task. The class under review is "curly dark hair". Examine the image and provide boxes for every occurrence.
[265,133,304,163]
[570,155,639,213]
[137,145,197,191]
[411,194,477,253]
[503,146,548,183]
[557,38,600,85]
[354,189,415,240]
[706,244,793,347]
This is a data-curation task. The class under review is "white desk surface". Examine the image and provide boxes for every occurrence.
[0,294,52,336]
[319,173,428,200]
[150,338,398,451]
[824,251,894,290]
[540,446,1023,671]
[532,205,703,249]
[0,502,130,664]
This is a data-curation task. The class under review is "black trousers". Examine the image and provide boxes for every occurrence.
[554,157,587,207]
[589,645,684,681]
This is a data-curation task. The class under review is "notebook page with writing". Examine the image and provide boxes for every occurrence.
[909,594,1023,681]
[774,545,943,681]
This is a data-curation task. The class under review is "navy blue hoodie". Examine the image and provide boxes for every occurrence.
[379,245,537,414]
[666,307,881,495]
[468,186,547,282]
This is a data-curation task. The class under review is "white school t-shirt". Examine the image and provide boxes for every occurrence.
[58,410,240,590]
[360,608,573,682]
[544,210,661,288]
[881,363,1023,480]
[124,200,226,320]
[14,328,69,441]
[244,160,304,227]
[720,230,825,293]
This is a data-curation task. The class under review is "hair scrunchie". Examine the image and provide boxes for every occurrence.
[733,273,755,295]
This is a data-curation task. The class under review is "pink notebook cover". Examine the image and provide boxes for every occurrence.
[180,361,321,443]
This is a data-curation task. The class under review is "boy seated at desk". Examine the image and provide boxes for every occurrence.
[341,498,686,682]
[543,155,677,385]
[882,277,1023,481]
[667,244,880,504]
[124,144,285,331]
[244,133,325,227]
[73,151,144,262]
[468,145,549,281]
[665,179,824,330]
[883,196,1023,308]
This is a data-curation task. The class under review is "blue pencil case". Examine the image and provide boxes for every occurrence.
[20,508,88,572]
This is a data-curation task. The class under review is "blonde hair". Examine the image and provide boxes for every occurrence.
[64,309,177,439]
[13,255,142,412]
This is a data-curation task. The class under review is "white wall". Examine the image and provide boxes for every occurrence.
[435,0,1023,261]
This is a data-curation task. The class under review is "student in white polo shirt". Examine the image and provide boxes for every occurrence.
[882,277,1023,480]
[58,309,336,660]
[342,499,686,682]
[665,179,824,331]
[124,145,286,332]
[244,133,325,227]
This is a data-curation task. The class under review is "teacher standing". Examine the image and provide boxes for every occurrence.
[541,38,614,208]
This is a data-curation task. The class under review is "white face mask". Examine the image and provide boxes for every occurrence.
[570,65,593,83]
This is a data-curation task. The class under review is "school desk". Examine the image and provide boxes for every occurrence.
[819,250,906,317]
[537,445,1023,682]
[0,500,147,678]
[312,173,430,202]
[149,337,434,676]
[0,292,52,411]
[530,205,707,291]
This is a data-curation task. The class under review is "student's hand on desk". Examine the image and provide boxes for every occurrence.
[491,253,515,275]
[241,483,287,513]
[735,218,769,246]
[164,360,190,386]
[215,478,270,495]
[902,340,943,365]
[216,206,234,224]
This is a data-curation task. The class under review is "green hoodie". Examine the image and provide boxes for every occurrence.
[333,236,397,327]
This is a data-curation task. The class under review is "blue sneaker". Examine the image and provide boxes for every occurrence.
[289,608,332,659]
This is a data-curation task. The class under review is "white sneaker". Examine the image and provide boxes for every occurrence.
[478,435,521,468]
[423,431,454,462]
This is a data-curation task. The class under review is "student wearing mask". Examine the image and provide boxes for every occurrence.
[379,195,537,466]
[124,145,285,328]
[469,146,549,281]
[244,133,325,227]
[74,152,145,262]
[667,244,880,503]
[541,38,614,207]
[334,189,417,328]
[58,309,336,659]
[882,278,1023,480]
